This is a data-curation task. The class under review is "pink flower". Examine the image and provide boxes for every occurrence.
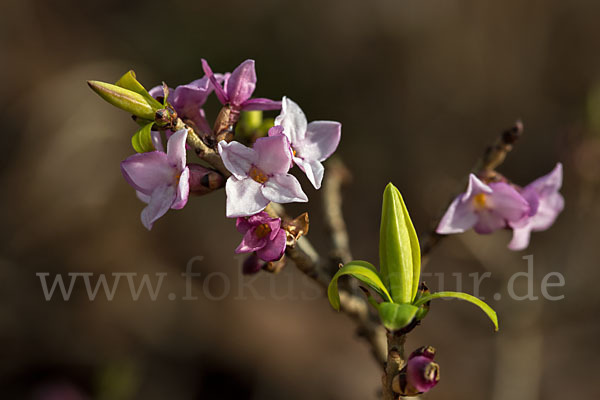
[121,130,189,229]
[270,97,341,189]
[508,163,564,250]
[201,59,281,112]
[218,135,308,217]
[436,174,530,235]
[236,212,286,262]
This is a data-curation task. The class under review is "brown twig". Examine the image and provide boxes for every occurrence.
[323,157,354,266]
[420,120,524,266]
[173,117,231,177]
[382,333,406,400]
[267,202,387,364]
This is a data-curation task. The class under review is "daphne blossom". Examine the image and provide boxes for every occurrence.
[270,97,341,189]
[202,59,281,112]
[436,174,530,235]
[121,130,189,230]
[236,211,286,262]
[218,135,308,217]
[508,163,564,250]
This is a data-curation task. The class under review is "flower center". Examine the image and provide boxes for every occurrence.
[473,193,487,210]
[292,147,297,157]
[255,223,272,239]
[249,165,269,184]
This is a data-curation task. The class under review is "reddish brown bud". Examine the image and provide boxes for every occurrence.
[188,164,225,195]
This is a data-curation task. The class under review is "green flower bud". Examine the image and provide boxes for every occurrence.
[379,183,421,304]
[88,80,159,120]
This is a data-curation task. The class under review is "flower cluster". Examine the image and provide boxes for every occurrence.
[115,60,340,265]
[436,163,564,250]
[219,96,340,264]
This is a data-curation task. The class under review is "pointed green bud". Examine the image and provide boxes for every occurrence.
[379,183,421,304]
[115,70,163,110]
[88,80,159,120]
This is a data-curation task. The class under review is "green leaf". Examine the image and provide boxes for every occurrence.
[327,261,393,311]
[377,302,419,331]
[379,183,421,304]
[115,70,163,110]
[413,291,499,331]
[88,80,159,120]
[131,122,156,153]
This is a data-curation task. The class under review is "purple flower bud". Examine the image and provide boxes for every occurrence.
[188,164,225,195]
[406,355,440,393]
[242,253,265,275]
[409,345,436,361]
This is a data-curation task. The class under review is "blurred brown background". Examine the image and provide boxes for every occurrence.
[1,0,600,399]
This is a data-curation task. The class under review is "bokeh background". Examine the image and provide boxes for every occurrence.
[2,0,600,399]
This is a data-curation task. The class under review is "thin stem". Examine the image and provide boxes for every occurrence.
[173,117,231,177]
[323,158,353,266]
[382,333,406,400]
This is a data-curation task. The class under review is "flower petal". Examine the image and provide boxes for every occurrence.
[150,130,164,152]
[253,135,292,175]
[218,140,257,179]
[236,217,253,234]
[225,59,256,107]
[136,190,150,204]
[462,173,492,201]
[487,182,530,223]
[473,209,507,234]
[193,109,213,134]
[274,97,307,144]
[530,192,564,231]
[242,98,282,111]
[436,195,478,234]
[508,224,533,251]
[225,177,270,217]
[526,163,563,196]
[167,130,188,171]
[294,157,325,189]
[171,167,190,210]
[236,226,268,253]
[121,152,172,194]
[261,174,308,204]
[149,84,173,103]
[201,59,228,104]
[257,229,286,261]
[172,76,213,113]
[297,121,341,162]
[141,185,176,230]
